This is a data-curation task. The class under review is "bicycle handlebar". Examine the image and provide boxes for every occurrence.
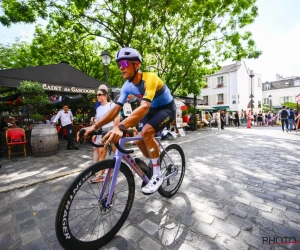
[79,128,134,154]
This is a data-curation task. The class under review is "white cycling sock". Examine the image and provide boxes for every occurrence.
[151,158,161,176]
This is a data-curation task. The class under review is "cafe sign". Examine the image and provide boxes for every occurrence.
[41,83,96,94]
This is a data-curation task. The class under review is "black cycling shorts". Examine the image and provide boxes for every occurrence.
[138,100,176,132]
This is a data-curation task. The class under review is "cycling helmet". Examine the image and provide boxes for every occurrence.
[115,47,142,63]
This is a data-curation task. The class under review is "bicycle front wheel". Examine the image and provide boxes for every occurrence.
[55,159,135,250]
[158,144,185,198]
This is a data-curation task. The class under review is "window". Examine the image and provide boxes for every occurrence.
[295,80,300,86]
[264,84,270,90]
[283,96,292,102]
[258,101,261,108]
[263,98,270,105]
[203,96,208,105]
[217,76,223,87]
[217,94,223,104]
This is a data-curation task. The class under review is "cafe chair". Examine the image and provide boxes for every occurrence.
[6,128,27,159]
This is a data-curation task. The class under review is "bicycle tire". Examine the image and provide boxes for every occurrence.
[158,144,185,198]
[55,159,135,250]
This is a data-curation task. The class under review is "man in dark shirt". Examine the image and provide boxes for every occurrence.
[0,116,10,132]
[234,112,240,127]
[278,106,289,132]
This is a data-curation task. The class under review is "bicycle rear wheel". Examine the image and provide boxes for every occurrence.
[158,144,185,198]
[55,159,135,250]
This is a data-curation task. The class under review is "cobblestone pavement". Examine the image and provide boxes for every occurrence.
[1,126,300,250]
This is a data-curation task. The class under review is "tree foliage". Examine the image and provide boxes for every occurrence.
[0,0,262,96]
[18,80,49,105]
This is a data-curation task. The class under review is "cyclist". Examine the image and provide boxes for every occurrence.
[79,47,176,194]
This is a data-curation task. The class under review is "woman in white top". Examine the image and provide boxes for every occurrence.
[91,89,120,182]
[214,109,221,130]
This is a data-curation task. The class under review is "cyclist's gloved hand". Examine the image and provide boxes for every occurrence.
[101,127,123,148]
[76,126,96,142]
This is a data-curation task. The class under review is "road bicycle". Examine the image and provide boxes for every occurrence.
[55,129,185,250]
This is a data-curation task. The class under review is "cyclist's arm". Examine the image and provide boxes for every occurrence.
[117,100,150,130]
[113,111,120,127]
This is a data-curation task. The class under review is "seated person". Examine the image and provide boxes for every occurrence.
[1,116,11,131]
[8,117,17,128]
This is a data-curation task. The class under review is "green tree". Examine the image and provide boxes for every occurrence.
[282,102,297,110]
[1,0,262,96]
[18,80,49,121]
[0,39,36,69]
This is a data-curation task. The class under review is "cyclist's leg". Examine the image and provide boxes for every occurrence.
[139,101,176,194]
[136,113,152,158]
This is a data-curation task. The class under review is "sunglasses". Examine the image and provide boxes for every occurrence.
[97,93,105,96]
[117,60,132,68]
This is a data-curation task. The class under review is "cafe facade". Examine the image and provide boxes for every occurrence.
[0,63,104,124]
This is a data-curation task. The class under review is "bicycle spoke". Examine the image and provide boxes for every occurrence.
[56,160,135,249]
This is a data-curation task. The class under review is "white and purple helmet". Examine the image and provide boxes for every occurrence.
[115,47,142,63]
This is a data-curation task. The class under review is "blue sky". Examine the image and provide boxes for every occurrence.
[0,0,299,81]
[240,0,300,81]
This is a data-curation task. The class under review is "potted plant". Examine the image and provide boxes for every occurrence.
[30,113,44,124]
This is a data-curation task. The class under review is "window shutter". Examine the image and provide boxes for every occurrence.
[223,93,227,104]
[213,78,217,88]
[208,95,212,105]
[223,75,227,87]
[280,97,283,104]
[211,94,217,105]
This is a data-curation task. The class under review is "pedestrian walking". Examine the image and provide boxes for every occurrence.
[234,111,240,127]
[278,106,289,132]
[90,89,120,183]
[221,110,226,129]
[214,109,221,130]
[257,111,263,126]
[288,108,294,132]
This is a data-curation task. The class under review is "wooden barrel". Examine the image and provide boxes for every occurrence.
[30,124,59,156]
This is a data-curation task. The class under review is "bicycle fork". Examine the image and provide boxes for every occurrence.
[98,157,123,208]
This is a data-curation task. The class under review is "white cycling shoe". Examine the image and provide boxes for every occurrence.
[142,174,163,194]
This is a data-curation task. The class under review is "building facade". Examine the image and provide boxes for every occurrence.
[196,61,262,112]
[262,74,300,109]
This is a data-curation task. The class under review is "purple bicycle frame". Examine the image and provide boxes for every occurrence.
[98,135,178,206]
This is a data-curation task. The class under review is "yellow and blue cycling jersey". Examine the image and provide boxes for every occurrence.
[116,72,173,108]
